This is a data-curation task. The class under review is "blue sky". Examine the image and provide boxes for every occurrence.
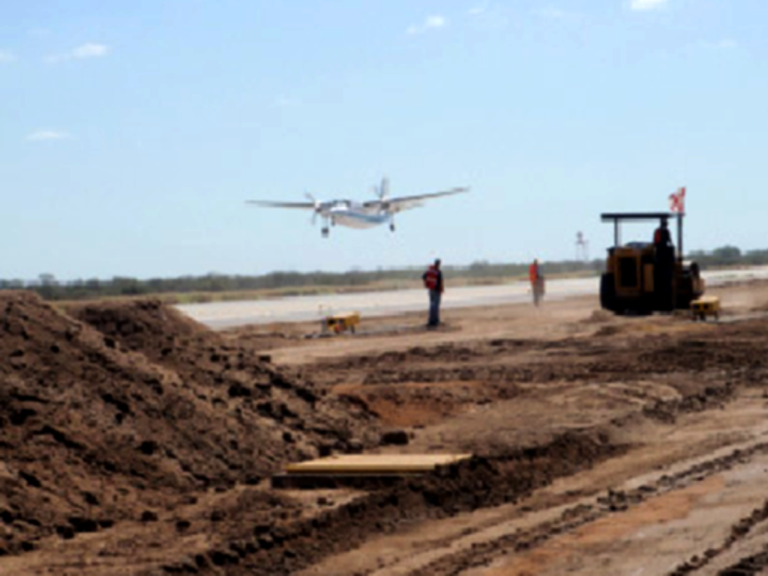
[2,0,767,280]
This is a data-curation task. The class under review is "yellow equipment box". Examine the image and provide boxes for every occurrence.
[323,311,360,334]
[691,296,720,321]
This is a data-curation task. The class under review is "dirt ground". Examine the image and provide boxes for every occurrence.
[5,281,768,575]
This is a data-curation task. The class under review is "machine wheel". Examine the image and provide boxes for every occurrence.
[600,273,617,312]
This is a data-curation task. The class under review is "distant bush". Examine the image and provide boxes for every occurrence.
[3,246,763,302]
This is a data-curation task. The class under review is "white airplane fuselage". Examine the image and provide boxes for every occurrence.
[328,204,391,229]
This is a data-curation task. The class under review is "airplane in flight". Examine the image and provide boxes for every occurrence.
[246,177,469,237]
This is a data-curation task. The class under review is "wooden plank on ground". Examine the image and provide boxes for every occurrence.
[284,454,472,475]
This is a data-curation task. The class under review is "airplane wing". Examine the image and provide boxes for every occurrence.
[245,200,316,210]
[364,187,470,212]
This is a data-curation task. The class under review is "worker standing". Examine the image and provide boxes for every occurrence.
[653,218,672,246]
[529,259,545,307]
[653,218,675,311]
[422,259,444,328]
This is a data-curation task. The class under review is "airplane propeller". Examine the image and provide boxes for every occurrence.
[305,192,322,225]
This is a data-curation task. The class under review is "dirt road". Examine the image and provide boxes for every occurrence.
[4,281,768,575]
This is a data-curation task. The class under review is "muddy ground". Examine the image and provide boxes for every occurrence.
[4,281,768,575]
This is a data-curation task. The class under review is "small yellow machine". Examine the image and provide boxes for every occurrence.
[322,311,360,334]
[691,295,720,321]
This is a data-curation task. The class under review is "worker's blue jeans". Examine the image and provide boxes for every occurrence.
[428,290,441,326]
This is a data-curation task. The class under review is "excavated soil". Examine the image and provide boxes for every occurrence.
[0,293,375,558]
[5,282,768,575]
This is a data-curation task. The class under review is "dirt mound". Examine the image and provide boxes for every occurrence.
[69,299,377,446]
[0,293,376,556]
[640,382,736,424]
[585,309,615,324]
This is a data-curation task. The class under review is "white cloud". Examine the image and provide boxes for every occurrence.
[275,96,301,108]
[630,0,669,11]
[47,43,109,63]
[466,4,512,32]
[535,8,567,19]
[26,130,71,142]
[72,43,108,58]
[713,39,737,49]
[28,28,50,38]
[407,15,447,35]
[426,15,446,28]
[0,50,16,63]
[692,38,738,51]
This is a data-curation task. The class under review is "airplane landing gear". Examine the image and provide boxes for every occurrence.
[322,227,329,238]
[389,223,395,232]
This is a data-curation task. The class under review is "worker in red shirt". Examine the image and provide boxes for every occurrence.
[529,259,544,307]
[422,259,444,328]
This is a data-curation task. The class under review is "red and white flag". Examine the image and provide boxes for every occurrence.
[669,187,686,213]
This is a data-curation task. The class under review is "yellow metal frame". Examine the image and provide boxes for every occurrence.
[613,248,643,297]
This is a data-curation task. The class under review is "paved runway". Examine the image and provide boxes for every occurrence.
[177,267,768,330]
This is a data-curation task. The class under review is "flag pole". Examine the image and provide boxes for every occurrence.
[676,187,685,261]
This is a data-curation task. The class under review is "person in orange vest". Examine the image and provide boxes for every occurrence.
[422,259,444,328]
[529,259,544,306]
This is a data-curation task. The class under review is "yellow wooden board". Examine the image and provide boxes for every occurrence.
[285,454,472,475]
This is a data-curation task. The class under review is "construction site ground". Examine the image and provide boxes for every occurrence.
[4,280,768,575]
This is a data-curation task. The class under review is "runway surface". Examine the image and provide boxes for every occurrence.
[177,267,768,329]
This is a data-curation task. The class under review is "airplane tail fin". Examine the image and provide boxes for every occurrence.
[378,177,390,201]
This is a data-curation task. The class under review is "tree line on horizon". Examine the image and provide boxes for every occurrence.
[0,245,762,301]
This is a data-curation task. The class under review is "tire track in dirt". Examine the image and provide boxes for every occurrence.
[667,498,768,575]
[716,546,768,575]
[411,439,768,576]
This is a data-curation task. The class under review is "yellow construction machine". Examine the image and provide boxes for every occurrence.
[322,311,361,334]
[600,212,705,315]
